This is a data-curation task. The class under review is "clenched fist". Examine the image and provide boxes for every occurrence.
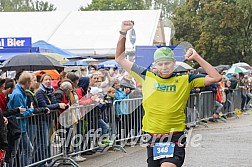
[121,20,134,32]
[184,48,200,61]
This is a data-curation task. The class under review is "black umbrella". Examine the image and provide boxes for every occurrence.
[0,53,64,71]
[174,65,188,73]
[197,66,222,74]
[215,64,230,71]
[196,67,206,74]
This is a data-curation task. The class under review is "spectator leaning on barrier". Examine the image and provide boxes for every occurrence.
[26,73,50,165]
[7,71,35,167]
[36,73,66,110]
[112,79,131,117]
[104,87,116,104]
[65,73,87,162]
[115,20,222,167]
[238,72,248,114]
[213,82,224,119]
[229,73,238,92]
[222,77,233,116]
[0,78,26,165]
[104,87,120,123]
[35,73,66,166]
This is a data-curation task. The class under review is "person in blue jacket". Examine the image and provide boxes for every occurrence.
[7,71,34,167]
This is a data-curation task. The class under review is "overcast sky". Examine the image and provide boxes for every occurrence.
[46,0,92,11]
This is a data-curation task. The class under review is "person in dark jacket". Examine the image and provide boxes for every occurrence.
[64,73,86,162]
[35,73,66,166]
[0,78,26,164]
[26,74,50,164]
[54,81,72,108]
[27,74,50,115]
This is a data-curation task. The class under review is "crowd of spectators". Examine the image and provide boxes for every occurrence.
[0,64,251,166]
[0,65,142,167]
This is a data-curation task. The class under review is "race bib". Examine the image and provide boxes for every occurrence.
[153,142,175,160]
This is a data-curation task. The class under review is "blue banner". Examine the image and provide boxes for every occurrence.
[0,37,32,48]
[135,45,186,68]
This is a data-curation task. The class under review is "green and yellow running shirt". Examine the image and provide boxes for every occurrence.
[130,63,205,134]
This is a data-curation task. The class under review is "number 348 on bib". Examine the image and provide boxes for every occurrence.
[153,142,175,160]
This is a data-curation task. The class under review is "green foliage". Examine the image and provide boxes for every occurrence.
[0,0,56,12]
[152,0,186,18]
[32,1,56,11]
[80,0,146,11]
[172,0,252,65]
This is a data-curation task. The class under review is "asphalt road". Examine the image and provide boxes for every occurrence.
[77,112,252,167]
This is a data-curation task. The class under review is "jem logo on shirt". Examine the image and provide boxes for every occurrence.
[154,83,176,92]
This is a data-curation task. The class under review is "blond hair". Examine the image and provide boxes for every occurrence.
[18,71,32,85]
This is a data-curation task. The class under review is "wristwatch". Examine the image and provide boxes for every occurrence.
[119,31,127,36]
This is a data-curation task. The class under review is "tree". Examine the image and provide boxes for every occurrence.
[172,0,252,65]
[80,0,146,11]
[236,0,252,63]
[32,1,56,11]
[0,0,56,12]
[152,0,186,18]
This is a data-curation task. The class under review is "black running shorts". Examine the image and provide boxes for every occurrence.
[146,132,186,167]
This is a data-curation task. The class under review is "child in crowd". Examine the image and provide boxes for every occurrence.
[213,82,224,120]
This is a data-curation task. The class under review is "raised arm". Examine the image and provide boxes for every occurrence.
[185,48,222,86]
[115,20,135,72]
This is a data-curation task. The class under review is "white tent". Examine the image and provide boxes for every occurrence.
[0,10,163,57]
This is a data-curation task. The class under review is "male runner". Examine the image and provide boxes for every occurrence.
[115,20,222,167]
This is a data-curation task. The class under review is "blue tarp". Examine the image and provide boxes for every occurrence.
[32,40,79,59]
[97,60,119,68]
[0,52,40,62]
[63,60,88,66]
[0,47,40,62]
[0,53,23,62]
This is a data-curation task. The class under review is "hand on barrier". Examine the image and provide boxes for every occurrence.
[45,107,50,114]
[91,94,100,101]
[30,102,34,109]
[59,103,66,109]
[18,106,26,114]
[65,105,69,110]
[3,117,8,125]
